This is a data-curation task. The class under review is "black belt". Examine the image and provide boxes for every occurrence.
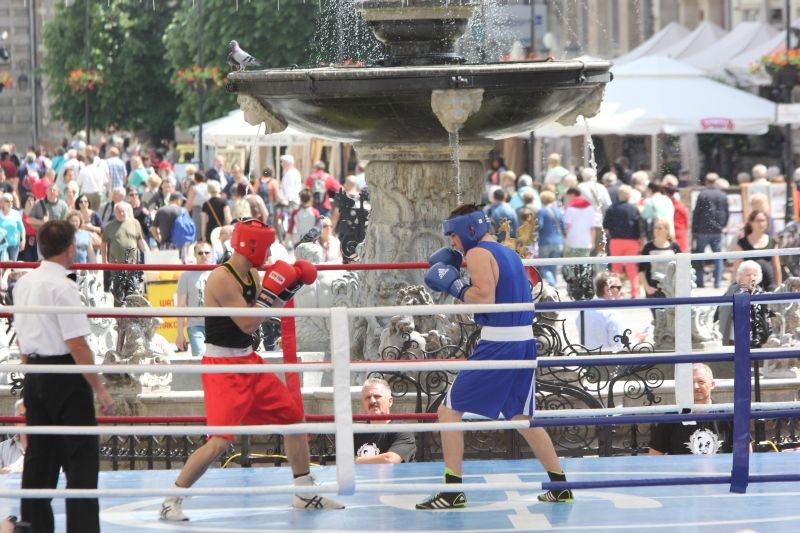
[26,353,73,365]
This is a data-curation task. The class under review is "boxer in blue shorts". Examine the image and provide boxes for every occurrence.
[417,204,572,510]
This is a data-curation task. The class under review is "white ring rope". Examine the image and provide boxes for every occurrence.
[6,297,799,319]
[0,360,537,375]
[9,401,800,436]
[522,247,800,267]
[14,342,800,373]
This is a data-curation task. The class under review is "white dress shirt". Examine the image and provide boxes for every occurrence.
[576,297,624,352]
[76,163,109,195]
[0,436,24,470]
[13,261,91,356]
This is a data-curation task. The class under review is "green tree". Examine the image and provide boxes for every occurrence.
[163,0,320,127]
[42,0,180,141]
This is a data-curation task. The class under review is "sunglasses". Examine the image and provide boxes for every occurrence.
[608,285,622,290]
[196,251,212,255]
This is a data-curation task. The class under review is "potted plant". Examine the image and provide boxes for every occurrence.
[753,47,800,87]
[0,71,12,92]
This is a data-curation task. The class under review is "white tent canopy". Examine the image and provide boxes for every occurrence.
[657,20,728,60]
[535,56,776,138]
[684,21,778,80]
[614,22,690,65]
[189,109,316,147]
[190,110,343,177]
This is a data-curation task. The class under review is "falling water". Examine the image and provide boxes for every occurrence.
[309,0,382,66]
[449,130,462,204]
[582,116,597,171]
[582,116,605,257]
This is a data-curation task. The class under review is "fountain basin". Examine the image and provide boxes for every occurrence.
[227,59,611,143]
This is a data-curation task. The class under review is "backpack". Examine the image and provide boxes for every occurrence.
[170,208,196,247]
[312,176,327,206]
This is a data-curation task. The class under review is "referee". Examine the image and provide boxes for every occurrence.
[13,220,114,533]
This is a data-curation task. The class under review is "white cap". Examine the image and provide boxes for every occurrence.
[280,154,295,165]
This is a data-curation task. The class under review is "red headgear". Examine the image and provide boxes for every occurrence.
[231,218,275,266]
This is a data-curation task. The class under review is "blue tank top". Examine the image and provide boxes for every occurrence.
[474,241,534,327]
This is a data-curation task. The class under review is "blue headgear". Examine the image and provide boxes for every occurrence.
[442,210,490,252]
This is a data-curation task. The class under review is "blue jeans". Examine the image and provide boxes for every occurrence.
[187,325,206,357]
[5,244,18,262]
[693,233,723,288]
[538,244,563,287]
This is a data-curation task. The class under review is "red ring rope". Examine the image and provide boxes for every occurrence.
[0,261,431,272]
[0,413,438,424]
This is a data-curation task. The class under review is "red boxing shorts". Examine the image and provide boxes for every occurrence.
[201,351,304,440]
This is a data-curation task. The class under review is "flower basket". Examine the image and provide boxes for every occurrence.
[174,66,223,93]
[754,47,800,87]
[67,68,104,92]
[0,71,11,91]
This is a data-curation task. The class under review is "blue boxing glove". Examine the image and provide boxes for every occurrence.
[425,262,471,301]
[428,247,463,269]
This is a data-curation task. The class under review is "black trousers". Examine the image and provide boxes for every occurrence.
[22,355,99,533]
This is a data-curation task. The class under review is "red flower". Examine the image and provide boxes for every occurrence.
[174,65,223,93]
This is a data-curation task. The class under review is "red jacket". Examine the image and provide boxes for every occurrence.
[671,197,689,252]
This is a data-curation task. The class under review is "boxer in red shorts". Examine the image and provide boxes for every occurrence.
[160,218,344,521]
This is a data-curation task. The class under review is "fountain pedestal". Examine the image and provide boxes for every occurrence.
[357,141,487,270]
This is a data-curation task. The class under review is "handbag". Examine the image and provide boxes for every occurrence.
[206,200,223,227]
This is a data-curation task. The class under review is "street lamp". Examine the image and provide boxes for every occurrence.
[84,0,91,145]
[197,0,205,170]
[785,0,795,222]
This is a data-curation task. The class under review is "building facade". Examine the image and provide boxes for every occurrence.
[505,0,797,61]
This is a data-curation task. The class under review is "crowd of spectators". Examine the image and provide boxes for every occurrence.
[483,154,789,302]
[0,140,353,274]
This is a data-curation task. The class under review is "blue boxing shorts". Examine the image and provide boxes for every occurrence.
[445,337,536,420]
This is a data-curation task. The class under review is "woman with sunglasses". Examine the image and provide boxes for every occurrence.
[75,193,103,247]
[314,216,342,263]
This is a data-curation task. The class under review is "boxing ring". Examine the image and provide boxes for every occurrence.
[1,250,800,532]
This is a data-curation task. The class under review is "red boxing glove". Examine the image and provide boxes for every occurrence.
[256,260,299,308]
[278,260,317,303]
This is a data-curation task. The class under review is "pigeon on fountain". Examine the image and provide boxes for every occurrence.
[227,40,262,71]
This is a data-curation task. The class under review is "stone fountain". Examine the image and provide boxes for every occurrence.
[228,0,611,359]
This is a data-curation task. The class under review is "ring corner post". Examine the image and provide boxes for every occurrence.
[730,292,752,494]
[674,253,694,411]
[330,306,355,495]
